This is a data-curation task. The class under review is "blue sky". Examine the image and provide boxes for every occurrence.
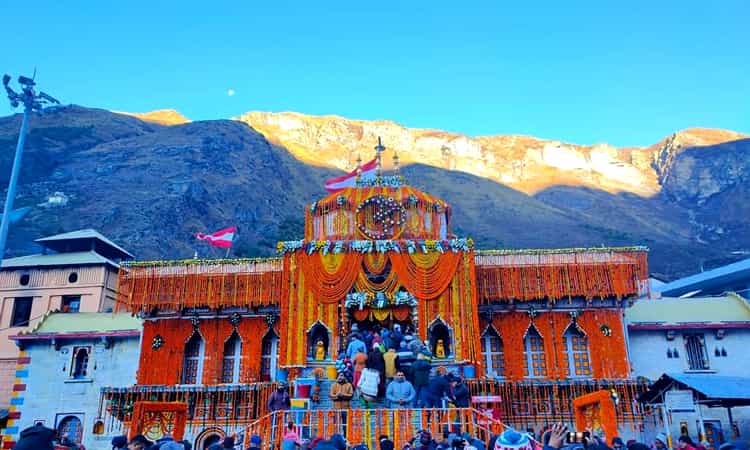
[2,1,748,147]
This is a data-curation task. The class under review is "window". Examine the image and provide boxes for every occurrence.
[482,327,505,378]
[564,325,592,377]
[11,297,33,327]
[68,272,78,283]
[684,334,710,370]
[62,295,81,313]
[261,331,279,382]
[71,347,90,379]
[524,326,546,378]
[57,415,83,444]
[221,332,242,384]
[19,274,30,286]
[182,332,204,384]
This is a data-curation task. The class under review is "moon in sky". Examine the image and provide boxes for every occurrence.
[227,89,235,97]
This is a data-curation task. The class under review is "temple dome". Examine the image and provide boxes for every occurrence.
[304,185,452,241]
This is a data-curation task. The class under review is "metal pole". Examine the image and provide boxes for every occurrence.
[661,403,674,450]
[0,106,30,267]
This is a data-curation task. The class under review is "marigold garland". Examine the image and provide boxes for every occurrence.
[487,310,629,381]
[129,401,188,441]
[573,390,618,444]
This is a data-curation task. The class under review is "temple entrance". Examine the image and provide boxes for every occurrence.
[347,305,415,351]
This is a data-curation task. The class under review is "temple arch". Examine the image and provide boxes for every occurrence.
[428,318,452,359]
[307,321,330,360]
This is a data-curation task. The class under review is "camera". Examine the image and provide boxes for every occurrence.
[566,431,590,445]
[17,75,35,87]
[451,438,466,449]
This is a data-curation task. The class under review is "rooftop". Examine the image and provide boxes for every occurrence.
[13,312,141,340]
[626,293,750,326]
[36,228,134,260]
[659,257,750,298]
[1,250,120,269]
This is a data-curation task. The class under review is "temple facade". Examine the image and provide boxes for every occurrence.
[103,149,650,449]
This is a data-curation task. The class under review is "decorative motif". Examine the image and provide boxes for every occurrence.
[344,291,418,309]
[569,310,579,323]
[264,313,277,328]
[128,401,188,441]
[527,307,538,320]
[276,238,474,255]
[356,195,407,240]
[230,312,241,328]
[336,195,347,206]
[190,316,200,331]
[355,175,406,188]
[600,324,612,337]
[151,334,164,350]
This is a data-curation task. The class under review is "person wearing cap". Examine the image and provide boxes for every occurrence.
[654,434,668,450]
[268,382,291,411]
[612,437,625,450]
[247,435,262,450]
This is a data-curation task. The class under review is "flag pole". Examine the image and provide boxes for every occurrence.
[225,231,236,258]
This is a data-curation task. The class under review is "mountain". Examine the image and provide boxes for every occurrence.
[0,105,747,280]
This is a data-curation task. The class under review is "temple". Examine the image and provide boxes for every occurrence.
[105,141,650,449]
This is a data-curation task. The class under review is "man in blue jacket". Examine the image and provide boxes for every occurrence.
[386,371,416,408]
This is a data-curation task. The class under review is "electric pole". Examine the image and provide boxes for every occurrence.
[1,74,60,267]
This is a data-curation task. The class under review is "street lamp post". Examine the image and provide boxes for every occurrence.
[0,74,59,267]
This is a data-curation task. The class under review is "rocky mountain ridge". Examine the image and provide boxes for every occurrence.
[0,104,747,280]
[237,111,746,199]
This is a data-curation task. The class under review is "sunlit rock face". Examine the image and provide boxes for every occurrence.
[238,111,743,197]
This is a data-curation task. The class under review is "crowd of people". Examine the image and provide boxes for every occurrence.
[11,417,748,450]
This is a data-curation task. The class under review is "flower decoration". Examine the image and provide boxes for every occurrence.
[230,312,241,328]
[151,334,164,350]
[309,201,318,214]
[336,195,347,206]
[276,238,474,255]
[407,194,418,206]
[344,290,417,309]
[190,316,200,330]
[600,324,612,336]
[355,194,407,240]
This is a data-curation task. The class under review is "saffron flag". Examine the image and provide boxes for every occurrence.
[325,158,377,193]
[196,226,236,248]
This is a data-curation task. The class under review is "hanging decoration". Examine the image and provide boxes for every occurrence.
[476,248,649,302]
[128,401,188,441]
[117,258,284,313]
[487,309,629,381]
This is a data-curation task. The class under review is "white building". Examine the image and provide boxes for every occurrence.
[626,294,750,445]
[10,312,141,450]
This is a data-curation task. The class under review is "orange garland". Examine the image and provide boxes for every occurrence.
[138,317,272,385]
[488,310,629,381]
[118,259,284,313]
[475,250,648,302]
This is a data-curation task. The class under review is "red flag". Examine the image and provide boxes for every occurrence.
[325,158,377,193]
[196,226,236,248]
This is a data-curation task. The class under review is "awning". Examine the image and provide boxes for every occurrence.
[639,373,750,407]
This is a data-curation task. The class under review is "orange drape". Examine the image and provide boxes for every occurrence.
[389,251,462,300]
[137,319,194,385]
[489,310,629,381]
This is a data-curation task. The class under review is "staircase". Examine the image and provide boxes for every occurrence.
[311,379,389,410]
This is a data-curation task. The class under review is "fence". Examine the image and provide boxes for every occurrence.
[246,408,506,450]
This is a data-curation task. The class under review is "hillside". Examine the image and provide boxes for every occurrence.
[0,105,747,279]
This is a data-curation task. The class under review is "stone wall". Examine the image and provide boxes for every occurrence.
[15,336,140,450]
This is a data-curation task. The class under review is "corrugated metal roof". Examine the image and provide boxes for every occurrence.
[660,257,750,297]
[0,251,119,269]
[667,373,750,400]
[22,312,141,335]
[626,294,750,325]
[35,229,134,258]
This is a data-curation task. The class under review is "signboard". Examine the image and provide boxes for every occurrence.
[666,390,696,413]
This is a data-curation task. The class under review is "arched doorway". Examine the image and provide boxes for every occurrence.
[57,415,83,445]
[261,330,279,382]
[428,318,452,359]
[307,321,330,360]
